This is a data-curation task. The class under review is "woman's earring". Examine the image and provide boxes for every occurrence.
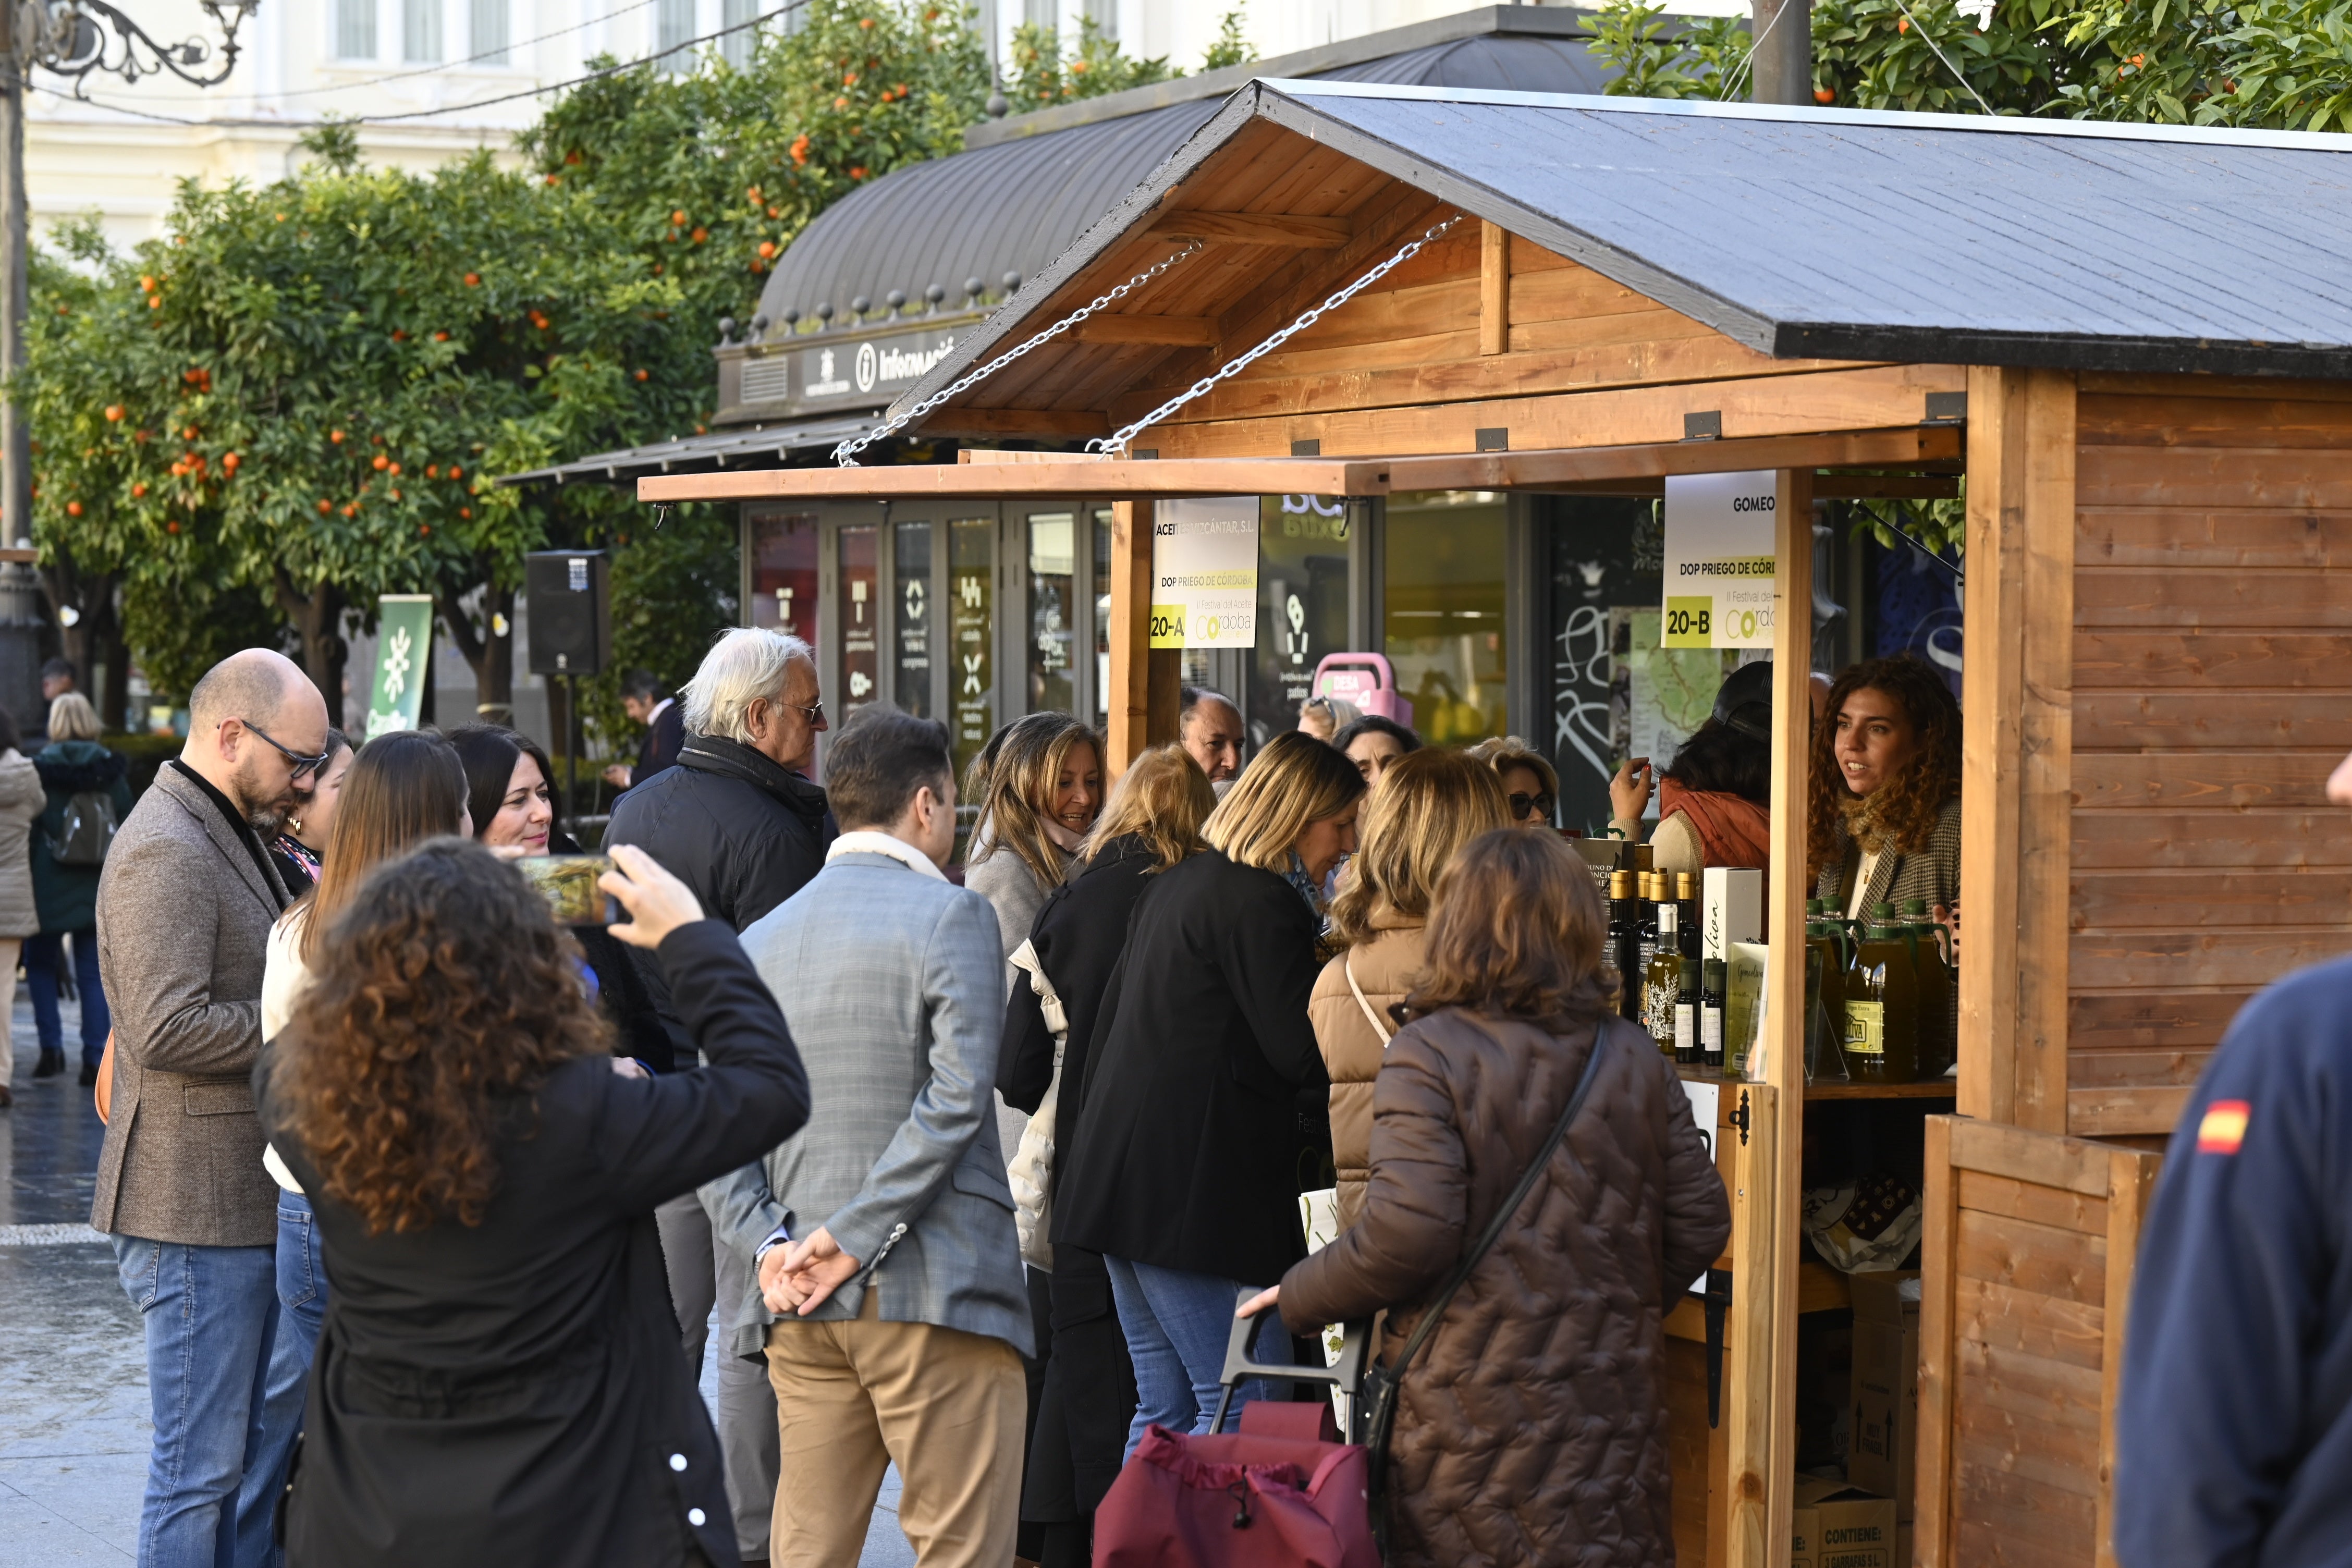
[287,816,302,836]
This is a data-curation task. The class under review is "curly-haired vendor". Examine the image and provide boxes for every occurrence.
[1807,654,1962,921]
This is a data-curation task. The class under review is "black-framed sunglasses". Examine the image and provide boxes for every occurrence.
[1509,791,1555,821]
[240,719,334,782]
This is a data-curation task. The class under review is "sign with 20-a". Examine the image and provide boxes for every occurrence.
[1662,471,1779,650]
[1149,496,1258,650]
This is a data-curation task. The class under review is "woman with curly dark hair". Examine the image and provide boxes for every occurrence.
[1807,655,1963,922]
[253,838,808,1568]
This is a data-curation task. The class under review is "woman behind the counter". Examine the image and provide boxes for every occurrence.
[1607,659,1774,876]
[1808,655,1962,920]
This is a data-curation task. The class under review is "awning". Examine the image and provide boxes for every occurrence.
[497,412,879,488]
[633,425,1963,504]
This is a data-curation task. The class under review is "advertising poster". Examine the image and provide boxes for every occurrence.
[1149,495,1258,650]
[1662,470,1778,650]
[365,594,434,740]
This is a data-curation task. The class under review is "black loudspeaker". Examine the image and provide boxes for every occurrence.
[525,550,613,676]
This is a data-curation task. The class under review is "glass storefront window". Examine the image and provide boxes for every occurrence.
[1250,494,1351,742]
[950,517,995,779]
[1025,510,1077,719]
[838,523,880,720]
[1093,508,1112,731]
[893,519,934,718]
[1384,491,1508,746]
[748,507,818,648]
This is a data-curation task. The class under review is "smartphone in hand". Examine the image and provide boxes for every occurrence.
[517,854,620,926]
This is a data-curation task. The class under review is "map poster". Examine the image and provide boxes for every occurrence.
[1661,470,1778,650]
[1610,608,1738,816]
[1150,496,1258,650]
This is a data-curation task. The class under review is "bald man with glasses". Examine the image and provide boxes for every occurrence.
[92,646,329,1568]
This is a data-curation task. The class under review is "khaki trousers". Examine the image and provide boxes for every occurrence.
[763,1287,1024,1568]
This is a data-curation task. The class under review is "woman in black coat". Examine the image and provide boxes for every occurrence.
[999,744,1217,1568]
[253,837,808,1568]
[1053,730,1364,1455]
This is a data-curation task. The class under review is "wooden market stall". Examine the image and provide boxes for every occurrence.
[643,81,2352,1567]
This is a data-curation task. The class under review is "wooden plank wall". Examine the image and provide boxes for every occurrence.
[2069,376,2352,1134]
[1915,1118,2161,1568]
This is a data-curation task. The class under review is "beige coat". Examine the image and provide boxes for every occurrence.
[1309,912,1428,1230]
[91,765,289,1247]
[0,749,47,938]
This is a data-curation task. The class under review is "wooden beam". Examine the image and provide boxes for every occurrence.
[911,407,1110,439]
[1914,1116,1961,1568]
[2095,1146,2163,1568]
[1147,209,1353,248]
[1724,1083,1783,1568]
[1070,316,1220,347]
[1108,499,1155,776]
[1959,366,2077,1133]
[1479,220,1508,357]
[1814,472,1963,499]
[638,427,1964,505]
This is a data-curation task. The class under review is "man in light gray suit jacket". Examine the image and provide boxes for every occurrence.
[93,648,327,1567]
[706,707,1030,1568]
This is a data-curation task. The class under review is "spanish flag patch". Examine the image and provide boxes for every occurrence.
[2198,1099,2250,1155]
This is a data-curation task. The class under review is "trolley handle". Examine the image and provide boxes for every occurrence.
[1207,1287,1373,1435]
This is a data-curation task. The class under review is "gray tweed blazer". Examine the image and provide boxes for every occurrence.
[702,850,1032,1359]
[91,765,289,1247]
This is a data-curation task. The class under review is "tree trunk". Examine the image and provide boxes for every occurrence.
[438,577,516,725]
[274,571,347,729]
[37,552,112,692]
[98,594,127,733]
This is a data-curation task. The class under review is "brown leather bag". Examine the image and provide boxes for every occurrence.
[94,1031,114,1124]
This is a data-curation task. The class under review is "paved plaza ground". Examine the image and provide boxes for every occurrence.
[0,985,916,1566]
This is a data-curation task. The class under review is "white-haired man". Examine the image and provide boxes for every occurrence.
[604,625,830,1567]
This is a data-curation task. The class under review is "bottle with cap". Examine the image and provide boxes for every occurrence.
[1844,901,1921,1084]
[1902,897,1955,1079]
[1804,899,1851,1083]
[1608,870,1639,1020]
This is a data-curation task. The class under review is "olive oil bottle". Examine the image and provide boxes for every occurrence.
[1902,897,1955,1079]
[1699,956,1727,1071]
[1845,902,1921,1084]
[1609,870,1639,1020]
[1643,895,1683,1057]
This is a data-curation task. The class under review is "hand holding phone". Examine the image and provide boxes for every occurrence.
[600,844,705,950]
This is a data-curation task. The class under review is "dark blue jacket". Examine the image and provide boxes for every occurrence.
[2115,956,2352,1568]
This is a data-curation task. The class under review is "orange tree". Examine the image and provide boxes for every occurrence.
[21,130,688,720]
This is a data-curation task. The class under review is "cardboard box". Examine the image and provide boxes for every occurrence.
[1703,866,1762,960]
[1791,1476,1899,1568]
[1847,1269,1922,1517]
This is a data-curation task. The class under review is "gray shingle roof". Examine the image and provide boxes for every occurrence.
[887,81,2352,426]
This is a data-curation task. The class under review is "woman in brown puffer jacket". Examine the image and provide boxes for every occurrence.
[1311,748,1510,1229]
[1250,827,1730,1567]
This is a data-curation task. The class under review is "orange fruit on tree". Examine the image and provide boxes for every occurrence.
[388,461,401,475]
[672,209,688,225]
[464,272,481,286]
[65,500,81,517]
[317,499,330,514]
[222,452,239,472]
[132,483,146,497]
[449,464,462,479]
[330,428,345,443]
[373,454,389,470]
[104,405,123,421]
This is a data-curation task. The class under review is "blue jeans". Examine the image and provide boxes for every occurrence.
[244,1192,327,1566]
[112,1234,284,1568]
[27,927,108,1068]
[1103,1255,1287,1461]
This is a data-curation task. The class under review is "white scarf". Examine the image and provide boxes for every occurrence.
[826,829,948,881]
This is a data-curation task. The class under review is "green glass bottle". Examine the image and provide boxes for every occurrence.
[1902,897,1955,1080]
[1845,902,1921,1084]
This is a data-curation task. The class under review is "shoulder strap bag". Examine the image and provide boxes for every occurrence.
[1005,938,1068,1271]
[1357,1020,1617,1552]
[1344,950,1393,1046]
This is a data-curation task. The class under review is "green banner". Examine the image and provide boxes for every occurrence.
[366,594,435,740]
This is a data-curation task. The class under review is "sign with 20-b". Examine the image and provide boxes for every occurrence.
[1662,470,1779,651]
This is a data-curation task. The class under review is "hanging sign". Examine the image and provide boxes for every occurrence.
[1661,470,1778,650]
[365,594,435,740]
[1150,495,1258,650]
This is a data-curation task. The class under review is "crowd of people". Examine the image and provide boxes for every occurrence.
[68,623,1999,1568]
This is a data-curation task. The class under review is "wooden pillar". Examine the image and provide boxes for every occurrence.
[1479,220,1509,357]
[1957,366,2076,1132]
[1107,499,1181,774]
[1727,466,1813,1568]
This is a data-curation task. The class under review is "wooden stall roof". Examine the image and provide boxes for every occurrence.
[873,79,2352,444]
[635,425,1959,503]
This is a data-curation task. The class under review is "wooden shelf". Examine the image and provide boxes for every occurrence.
[1674,1066,1956,1101]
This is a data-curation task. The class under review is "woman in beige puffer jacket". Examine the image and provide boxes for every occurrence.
[1312,748,1510,1228]
[0,705,53,1083]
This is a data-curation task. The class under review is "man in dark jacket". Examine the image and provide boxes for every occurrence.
[604,625,830,1568]
[604,667,685,792]
[2115,955,2352,1568]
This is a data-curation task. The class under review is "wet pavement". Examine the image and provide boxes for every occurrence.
[1,991,915,1567]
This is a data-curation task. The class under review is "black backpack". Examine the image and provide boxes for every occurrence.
[48,790,118,867]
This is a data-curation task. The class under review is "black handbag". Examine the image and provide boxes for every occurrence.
[1358,1021,1618,1550]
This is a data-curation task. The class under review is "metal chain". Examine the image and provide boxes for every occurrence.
[832,242,1205,466]
[1089,213,1467,457]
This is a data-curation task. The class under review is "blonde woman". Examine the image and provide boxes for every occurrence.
[1054,730,1365,1452]
[1467,734,1560,828]
[997,744,1217,1563]
[1313,749,1510,1228]
[964,712,1103,972]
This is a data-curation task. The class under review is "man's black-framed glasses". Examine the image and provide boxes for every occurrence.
[240,720,333,782]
